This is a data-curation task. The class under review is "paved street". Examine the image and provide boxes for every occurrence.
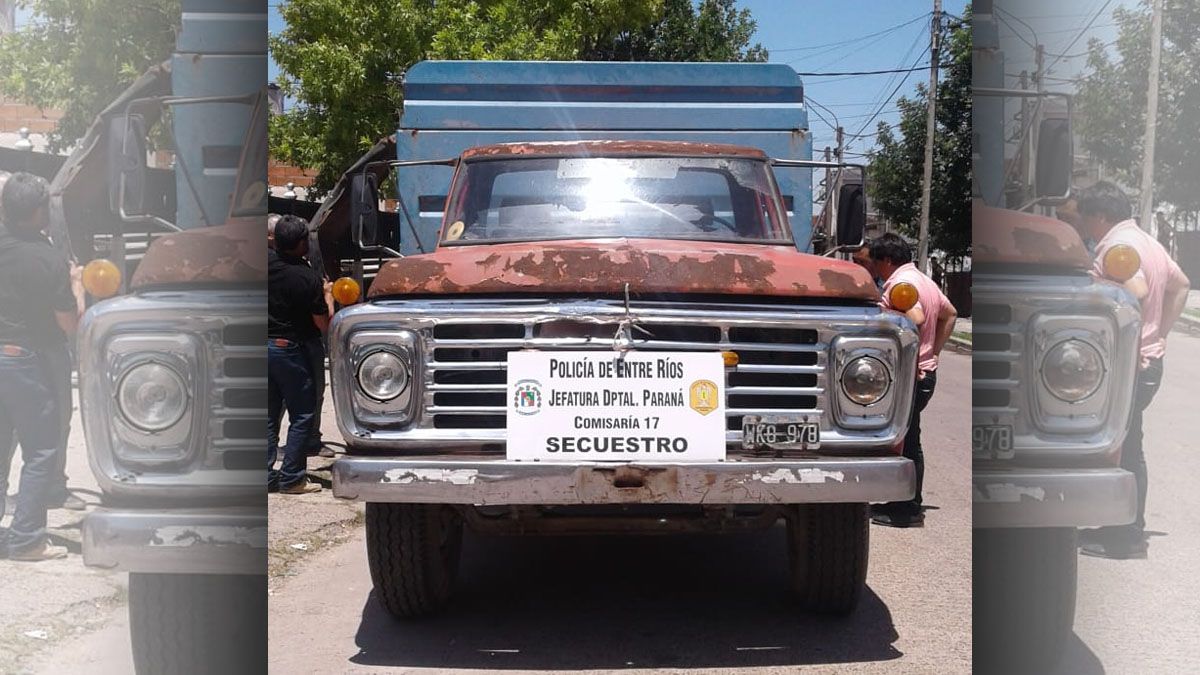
[266,351,972,675]
[1054,329,1200,674]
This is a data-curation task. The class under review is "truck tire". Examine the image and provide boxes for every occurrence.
[128,573,265,675]
[365,502,463,618]
[786,503,869,614]
[973,527,1077,674]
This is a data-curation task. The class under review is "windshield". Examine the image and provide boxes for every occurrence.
[441,156,790,245]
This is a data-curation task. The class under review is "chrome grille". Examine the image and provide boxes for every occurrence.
[422,319,825,453]
[210,320,266,471]
[972,303,1020,412]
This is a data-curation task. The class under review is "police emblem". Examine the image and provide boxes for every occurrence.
[512,379,543,416]
[689,379,718,415]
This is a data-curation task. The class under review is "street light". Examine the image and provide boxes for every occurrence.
[14,127,33,152]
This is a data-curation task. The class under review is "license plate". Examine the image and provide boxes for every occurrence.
[741,415,820,450]
[973,424,1014,459]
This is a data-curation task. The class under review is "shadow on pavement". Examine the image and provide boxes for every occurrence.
[351,525,902,670]
[1051,632,1106,675]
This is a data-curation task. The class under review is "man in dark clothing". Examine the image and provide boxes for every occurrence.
[0,173,84,560]
[268,215,332,494]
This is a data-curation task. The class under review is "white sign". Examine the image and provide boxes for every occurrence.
[506,351,726,462]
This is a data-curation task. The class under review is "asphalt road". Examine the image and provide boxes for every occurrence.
[1052,330,1200,674]
[266,350,972,675]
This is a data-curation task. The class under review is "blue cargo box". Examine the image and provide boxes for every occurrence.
[395,60,813,255]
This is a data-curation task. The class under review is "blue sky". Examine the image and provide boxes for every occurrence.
[256,0,1128,157]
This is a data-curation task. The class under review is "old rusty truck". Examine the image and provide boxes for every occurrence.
[313,61,920,617]
[972,5,1141,672]
[48,0,267,672]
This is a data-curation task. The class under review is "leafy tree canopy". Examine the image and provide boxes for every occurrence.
[270,0,766,197]
[0,0,179,153]
[866,12,971,258]
[1076,0,1200,212]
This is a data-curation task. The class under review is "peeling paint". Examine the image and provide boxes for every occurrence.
[973,204,1091,268]
[383,468,480,485]
[131,219,267,288]
[751,468,845,484]
[150,525,267,548]
[980,483,1047,503]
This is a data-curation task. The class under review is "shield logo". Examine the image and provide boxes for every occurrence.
[689,379,719,416]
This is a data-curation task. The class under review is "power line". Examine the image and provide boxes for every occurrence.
[773,13,929,54]
[1046,0,1117,74]
[796,63,954,77]
[845,44,930,144]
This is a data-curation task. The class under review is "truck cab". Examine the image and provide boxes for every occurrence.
[48,1,267,672]
[971,9,1141,672]
[316,61,920,617]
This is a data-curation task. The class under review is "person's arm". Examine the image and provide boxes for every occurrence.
[53,261,85,336]
[906,305,925,327]
[932,299,959,356]
[1159,261,1191,338]
[310,274,332,334]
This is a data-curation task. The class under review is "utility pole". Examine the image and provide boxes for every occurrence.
[916,0,941,273]
[1139,0,1163,230]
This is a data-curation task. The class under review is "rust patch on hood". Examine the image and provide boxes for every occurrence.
[461,140,768,160]
[367,238,879,301]
[130,219,266,289]
[973,203,1091,268]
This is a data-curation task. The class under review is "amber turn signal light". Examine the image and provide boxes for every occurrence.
[721,351,739,367]
[332,276,361,306]
[888,282,919,312]
[82,259,121,299]
[1103,244,1141,283]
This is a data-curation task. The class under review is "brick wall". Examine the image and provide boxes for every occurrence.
[269,159,316,188]
[0,99,61,134]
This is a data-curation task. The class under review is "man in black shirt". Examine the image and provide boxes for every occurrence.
[0,173,84,560]
[268,215,332,494]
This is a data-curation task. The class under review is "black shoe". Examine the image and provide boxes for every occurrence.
[871,507,924,528]
[1080,537,1148,560]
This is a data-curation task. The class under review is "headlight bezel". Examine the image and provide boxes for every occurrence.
[1031,314,1115,433]
[103,333,200,464]
[840,355,892,406]
[831,336,902,430]
[345,330,421,427]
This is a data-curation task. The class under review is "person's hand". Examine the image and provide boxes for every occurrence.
[323,280,333,294]
[69,261,83,283]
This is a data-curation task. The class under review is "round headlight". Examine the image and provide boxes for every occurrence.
[116,362,189,432]
[841,356,891,406]
[1042,339,1104,402]
[357,350,410,401]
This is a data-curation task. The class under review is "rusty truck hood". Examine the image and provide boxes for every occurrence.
[367,238,879,300]
[973,203,1091,268]
[129,218,266,289]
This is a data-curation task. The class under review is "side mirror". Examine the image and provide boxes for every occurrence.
[834,177,866,248]
[107,113,148,217]
[350,172,381,250]
[1035,117,1072,200]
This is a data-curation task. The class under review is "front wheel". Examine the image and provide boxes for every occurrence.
[128,573,266,675]
[786,503,869,614]
[973,527,1077,674]
[365,502,464,619]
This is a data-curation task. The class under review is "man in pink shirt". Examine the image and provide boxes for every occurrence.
[867,233,958,527]
[1074,182,1190,559]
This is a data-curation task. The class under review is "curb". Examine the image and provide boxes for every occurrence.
[948,335,972,353]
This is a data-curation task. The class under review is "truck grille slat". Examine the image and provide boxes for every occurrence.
[213,321,267,466]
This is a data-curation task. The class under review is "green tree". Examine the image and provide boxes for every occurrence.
[867,15,972,259]
[0,0,180,152]
[582,0,766,62]
[269,0,768,197]
[1076,0,1200,212]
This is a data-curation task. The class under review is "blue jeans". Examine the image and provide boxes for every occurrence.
[0,348,62,554]
[268,339,317,489]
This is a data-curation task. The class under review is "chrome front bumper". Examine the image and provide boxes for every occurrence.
[82,508,266,575]
[973,467,1136,529]
[332,456,915,505]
